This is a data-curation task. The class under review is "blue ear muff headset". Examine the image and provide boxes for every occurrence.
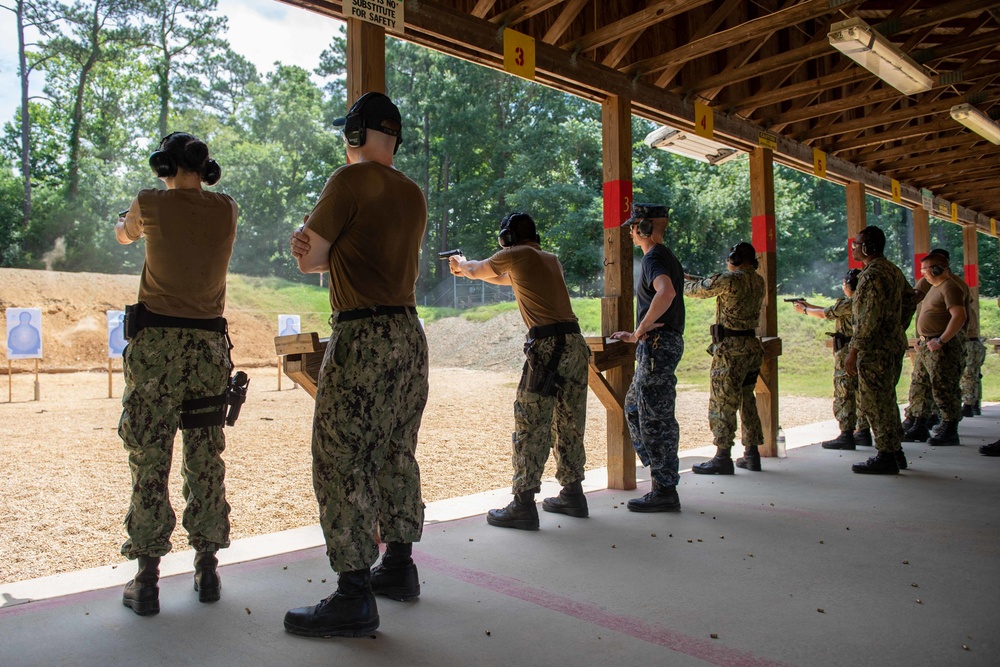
[342,92,403,155]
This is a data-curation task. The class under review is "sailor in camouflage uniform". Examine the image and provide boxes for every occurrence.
[904,254,967,447]
[115,131,237,616]
[610,204,686,512]
[451,212,590,530]
[285,93,428,638]
[847,226,913,474]
[794,269,872,449]
[684,242,766,474]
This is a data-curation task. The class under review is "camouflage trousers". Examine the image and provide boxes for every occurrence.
[312,312,428,573]
[708,337,764,450]
[119,327,233,559]
[857,346,904,453]
[833,348,869,433]
[961,338,987,405]
[511,333,590,494]
[909,335,965,421]
[625,330,683,487]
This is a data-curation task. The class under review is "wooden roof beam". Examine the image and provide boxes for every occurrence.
[768,61,1000,128]
[542,0,586,45]
[696,0,802,103]
[625,0,846,77]
[878,145,1000,173]
[472,0,496,20]
[653,0,743,89]
[892,155,1000,183]
[490,0,567,27]
[828,116,960,153]
[853,132,978,165]
[684,0,1000,97]
[798,90,1000,142]
[562,0,712,54]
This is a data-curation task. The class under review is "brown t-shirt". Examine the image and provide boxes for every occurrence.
[123,188,237,319]
[487,243,577,330]
[306,162,427,311]
[917,276,966,338]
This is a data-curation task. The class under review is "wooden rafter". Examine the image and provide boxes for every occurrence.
[625,0,842,77]
[653,0,743,89]
[853,133,979,165]
[471,0,496,20]
[490,0,567,27]
[542,0,587,45]
[561,0,712,54]
[879,145,1000,173]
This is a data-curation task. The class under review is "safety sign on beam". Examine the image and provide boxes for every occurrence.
[347,0,404,33]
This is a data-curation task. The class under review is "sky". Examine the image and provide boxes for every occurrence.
[0,0,342,128]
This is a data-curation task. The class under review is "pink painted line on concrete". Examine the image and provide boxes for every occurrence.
[416,551,794,667]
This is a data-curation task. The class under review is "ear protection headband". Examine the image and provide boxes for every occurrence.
[927,263,945,277]
[148,133,181,178]
[148,133,221,185]
[342,93,403,155]
[498,216,518,248]
[635,218,654,238]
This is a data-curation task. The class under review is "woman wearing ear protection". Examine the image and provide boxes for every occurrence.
[684,242,766,475]
[114,131,238,616]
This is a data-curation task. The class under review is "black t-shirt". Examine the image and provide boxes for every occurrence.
[637,244,685,335]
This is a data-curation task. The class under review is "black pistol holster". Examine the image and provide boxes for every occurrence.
[523,338,565,398]
[828,332,852,353]
[710,324,756,345]
[123,302,249,430]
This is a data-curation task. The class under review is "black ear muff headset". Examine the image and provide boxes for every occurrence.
[342,92,403,155]
[928,263,945,277]
[727,244,742,264]
[148,133,181,178]
[148,132,222,185]
[498,215,518,248]
[498,213,539,248]
[635,218,654,238]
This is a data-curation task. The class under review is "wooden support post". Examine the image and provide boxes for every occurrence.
[750,147,778,457]
[7,359,10,403]
[34,358,39,401]
[601,94,635,491]
[963,224,980,300]
[913,206,930,282]
[846,182,866,271]
[277,358,282,391]
[346,18,386,103]
[108,358,113,399]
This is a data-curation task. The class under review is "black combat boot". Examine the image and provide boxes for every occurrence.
[542,481,589,518]
[692,448,735,475]
[122,556,160,616]
[979,439,1000,456]
[974,401,981,416]
[487,491,539,530]
[626,480,681,513]
[962,404,976,418]
[853,429,873,447]
[735,445,762,471]
[370,542,420,601]
[927,420,960,446]
[900,415,915,433]
[284,569,379,638]
[894,448,908,470]
[193,551,221,603]
[902,417,931,442]
[851,451,900,475]
[821,431,856,450]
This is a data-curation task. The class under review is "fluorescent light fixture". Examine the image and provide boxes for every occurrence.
[950,103,1000,144]
[828,18,932,95]
[643,126,741,166]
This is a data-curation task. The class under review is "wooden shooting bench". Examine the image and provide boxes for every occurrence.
[988,338,1000,355]
[274,332,327,398]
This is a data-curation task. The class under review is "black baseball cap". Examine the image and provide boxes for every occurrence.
[333,92,402,134]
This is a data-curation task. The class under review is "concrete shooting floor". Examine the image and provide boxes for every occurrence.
[2,411,999,667]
